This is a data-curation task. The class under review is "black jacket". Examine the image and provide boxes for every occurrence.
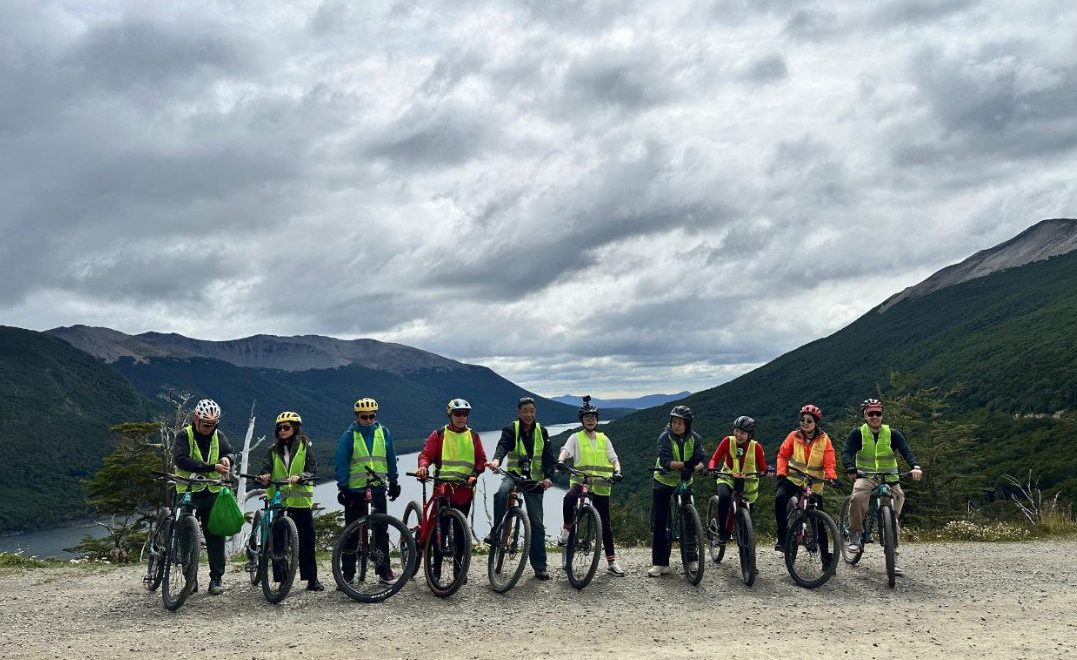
[657,428,705,471]
[258,435,318,479]
[173,426,236,473]
[493,422,555,480]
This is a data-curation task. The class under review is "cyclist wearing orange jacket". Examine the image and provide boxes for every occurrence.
[774,404,838,555]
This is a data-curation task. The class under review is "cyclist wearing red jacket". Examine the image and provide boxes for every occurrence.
[707,415,770,544]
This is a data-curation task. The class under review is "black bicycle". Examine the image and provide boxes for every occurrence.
[404,471,473,598]
[783,467,841,589]
[839,470,913,587]
[704,469,770,586]
[240,473,306,604]
[486,466,538,593]
[331,467,417,603]
[556,463,619,590]
[652,467,706,585]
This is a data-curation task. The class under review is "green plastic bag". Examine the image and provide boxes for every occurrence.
[208,487,244,537]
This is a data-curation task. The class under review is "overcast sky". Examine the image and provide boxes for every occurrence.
[2,1,1075,397]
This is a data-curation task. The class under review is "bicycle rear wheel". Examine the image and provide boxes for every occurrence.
[162,515,199,611]
[705,496,726,564]
[261,514,298,604]
[564,504,602,590]
[784,509,839,589]
[488,507,530,593]
[424,508,471,598]
[838,496,864,565]
[402,501,423,578]
[333,513,417,603]
[143,513,168,592]
[247,510,264,586]
[735,506,757,586]
[679,504,705,586]
[880,504,897,588]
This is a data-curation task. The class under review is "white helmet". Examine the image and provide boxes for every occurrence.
[446,398,472,415]
[193,398,222,422]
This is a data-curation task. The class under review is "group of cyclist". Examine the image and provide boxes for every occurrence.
[171,392,922,595]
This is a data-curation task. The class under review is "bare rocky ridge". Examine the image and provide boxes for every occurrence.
[878,218,1077,313]
[2,541,1075,659]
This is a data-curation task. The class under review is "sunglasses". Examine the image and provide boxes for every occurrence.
[358,414,377,421]
[276,424,293,432]
[197,420,217,429]
[451,411,470,417]
[866,411,883,418]
[799,417,816,424]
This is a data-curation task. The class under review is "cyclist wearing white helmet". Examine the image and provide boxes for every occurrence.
[172,398,235,595]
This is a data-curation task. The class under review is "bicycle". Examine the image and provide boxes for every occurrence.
[404,471,474,598]
[782,467,841,589]
[142,507,168,592]
[485,466,538,593]
[839,470,913,588]
[330,467,417,603]
[652,467,706,586]
[149,471,234,611]
[240,473,306,604]
[704,469,770,586]
[556,463,619,590]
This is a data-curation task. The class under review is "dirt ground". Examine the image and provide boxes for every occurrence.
[2,539,1075,659]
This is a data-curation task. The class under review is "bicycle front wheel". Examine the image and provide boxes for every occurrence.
[162,515,199,611]
[261,514,298,604]
[144,513,168,592]
[564,504,602,590]
[679,504,705,586]
[784,509,840,589]
[423,508,471,598]
[333,513,417,603]
[880,504,897,588]
[838,496,863,565]
[402,501,423,578]
[247,510,264,586]
[735,506,757,586]
[488,507,530,593]
[705,495,726,565]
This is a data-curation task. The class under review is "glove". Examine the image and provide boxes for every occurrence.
[388,479,401,501]
[337,489,349,506]
[611,472,623,484]
[556,462,569,472]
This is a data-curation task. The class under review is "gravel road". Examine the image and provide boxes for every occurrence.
[2,539,1075,659]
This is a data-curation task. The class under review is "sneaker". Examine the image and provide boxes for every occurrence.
[306,579,325,591]
[774,542,783,552]
[687,560,699,573]
[482,534,494,546]
[534,570,551,581]
[378,569,397,586]
[893,557,904,576]
[607,561,626,576]
[847,533,862,554]
[191,579,199,593]
[557,528,570,546]
[647,565,670,577]
[208,578,224,595]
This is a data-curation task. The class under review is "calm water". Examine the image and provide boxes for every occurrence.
[2,423,585,557]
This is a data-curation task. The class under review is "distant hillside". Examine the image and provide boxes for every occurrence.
[0,326,148,532]
[551,392,692,409]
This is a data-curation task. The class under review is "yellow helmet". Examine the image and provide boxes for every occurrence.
[275,411,302,425]
[353,397,379,414]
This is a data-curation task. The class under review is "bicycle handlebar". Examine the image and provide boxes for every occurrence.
[405,471,477,486]
[787,466,839,487]
[487,465,542,489]
[238,472,315,487]
[151,471,236,487]
[700,468,772,479]
[555,463,621,484]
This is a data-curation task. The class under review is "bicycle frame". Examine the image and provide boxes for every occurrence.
[856,471,911,544]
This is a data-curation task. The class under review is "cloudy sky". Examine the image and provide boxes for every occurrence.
[2,1,1076,397]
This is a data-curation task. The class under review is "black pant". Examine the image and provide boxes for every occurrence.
[433,500,471,579]
[192,490,226,581]
[286,507,317,581]
[563,485,616,561]
[341,489,388,579]
[650,483,698,565]
[715,483,734,538]
[774,479,831,556]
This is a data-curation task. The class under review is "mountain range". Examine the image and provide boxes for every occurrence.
[551,392,692,409]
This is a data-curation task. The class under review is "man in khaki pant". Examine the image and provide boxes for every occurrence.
[842,399,923,575]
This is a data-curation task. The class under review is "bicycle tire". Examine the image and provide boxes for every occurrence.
[248,510,265,586]
[880,504,896,588]
[705,495,726,564]
[838,496,864,565]
[162,515,199,611]
[564,504,602,590]
[332,513,418,603]
[144,513,168,592]
[735,506,757,586]
[402,500,423,578]
[423,507,471,598]
[261,514,298,604]
[679,504,705,586]
[784,509,840,589]
[488,507,530,593]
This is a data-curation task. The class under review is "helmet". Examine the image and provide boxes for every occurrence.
[577,395,599,421]
[446,398,472,415]
[733,415,756,434]
[799,404,822,421]
[275,411,302,425]
[669,405,694,422]
[354,397,379,414]
[193,399,221,422]
[861,398,883,413]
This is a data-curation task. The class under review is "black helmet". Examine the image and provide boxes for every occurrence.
[733,415,756,434]
[578,395,599,421]
[669,405,694,422]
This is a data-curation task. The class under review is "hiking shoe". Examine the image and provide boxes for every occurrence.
[847,533,862,554]
[306,579,325,591]
[482,534,494,546]
[534,570,551,580]
[208,578,224,595]
[774,542,783,552]
[647,565,670,577]
[607,561,626,576]
[378,569,397,586]
[557,528,570,546]
[893,557,904,576]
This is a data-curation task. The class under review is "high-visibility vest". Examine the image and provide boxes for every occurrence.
[438,425,476,483]
[269,440,314,508]
[855,423,900,483]
[571,431,614,496]
[654,433,696,487]
[349,425,388,488]
[787,431,830,493]
[506,421,543,477]
[716,437,760,503]
[176,426,222,494]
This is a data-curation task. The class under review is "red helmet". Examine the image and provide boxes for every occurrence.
[799,404,822,421]
[861,398,883,413]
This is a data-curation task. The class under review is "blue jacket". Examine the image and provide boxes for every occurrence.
[335,421,399,491]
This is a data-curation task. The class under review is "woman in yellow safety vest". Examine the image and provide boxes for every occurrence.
[774,404,838,556]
